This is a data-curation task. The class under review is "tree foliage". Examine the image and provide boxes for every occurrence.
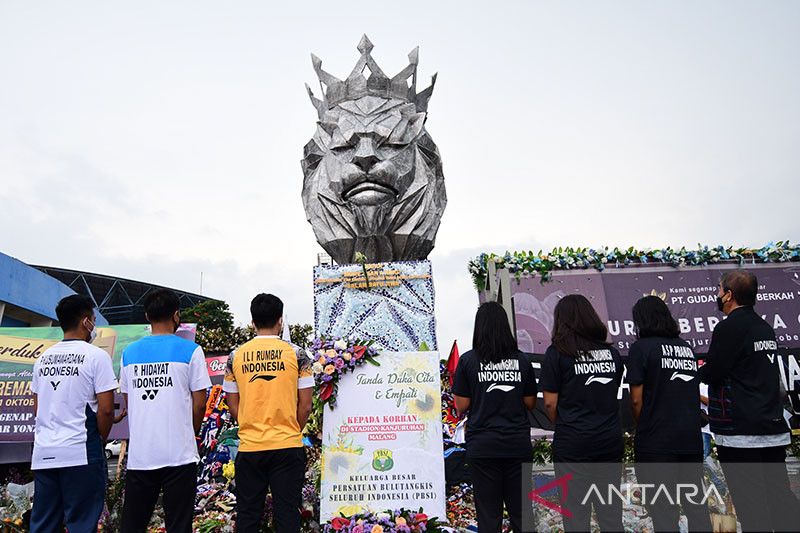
[181,300,314,355]
[289,323,314,348]
[181,300,252,355]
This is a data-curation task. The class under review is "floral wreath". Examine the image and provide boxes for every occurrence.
[310,337,381,407]
[324,508,441,533]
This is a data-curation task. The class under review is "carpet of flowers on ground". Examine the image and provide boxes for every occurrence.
[468,241,800,290]
[324,509,441,533]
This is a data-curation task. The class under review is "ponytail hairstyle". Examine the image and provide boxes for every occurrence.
[551,294,610,357]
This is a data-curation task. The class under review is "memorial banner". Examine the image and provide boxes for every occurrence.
[320,351,446,522]
[779,348,800,432]
[495,263,800,430]
[508,263,800,356]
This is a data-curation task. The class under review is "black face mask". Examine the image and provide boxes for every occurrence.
[716,296,725,312]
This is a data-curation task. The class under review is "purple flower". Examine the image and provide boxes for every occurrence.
[321,374,333,382]
[334,358,345,370]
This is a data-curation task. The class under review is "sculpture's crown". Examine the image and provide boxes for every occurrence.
[307,35,436,114]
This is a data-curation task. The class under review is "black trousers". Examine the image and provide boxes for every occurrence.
[470,457,525,532]
[121,463,196,533]
[553,461,623,533]
[717,445,800,532]
[235,447,306,533]
[634,451,712,533]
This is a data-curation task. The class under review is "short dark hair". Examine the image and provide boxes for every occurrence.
[472,301,518,364]
[251,293,283,329]
[55,294,95,332]
[143,288,180,322]
[721,270,757,307]
[551,294,610,357]
[632,296,681,339]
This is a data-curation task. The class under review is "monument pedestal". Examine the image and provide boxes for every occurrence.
[314,260,446,522]
[314,260,438,352]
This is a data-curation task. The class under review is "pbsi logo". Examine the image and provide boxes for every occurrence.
[372,449,394,472]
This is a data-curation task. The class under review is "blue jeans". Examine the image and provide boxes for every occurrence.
[702,432,712,458]
[31,462,106,533]
[701,433,728,498]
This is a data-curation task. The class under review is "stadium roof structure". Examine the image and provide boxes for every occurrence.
[32,266,214,325]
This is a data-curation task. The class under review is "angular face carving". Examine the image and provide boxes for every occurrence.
[301,38,446,265]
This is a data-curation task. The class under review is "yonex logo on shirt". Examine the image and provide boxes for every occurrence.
[50,381,61,391]
[141,389,160,401]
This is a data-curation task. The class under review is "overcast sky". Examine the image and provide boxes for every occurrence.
[1,1,799,350]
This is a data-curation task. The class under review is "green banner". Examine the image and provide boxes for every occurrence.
[0,325,150,443]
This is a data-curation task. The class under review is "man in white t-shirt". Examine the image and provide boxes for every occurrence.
[119,289,210,533]
[30,295,118,533]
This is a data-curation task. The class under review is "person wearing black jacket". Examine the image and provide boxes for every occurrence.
[453,302,537,532]
[699,270,800,532]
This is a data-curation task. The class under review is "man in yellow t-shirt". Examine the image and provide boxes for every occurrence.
[223,294,313,533]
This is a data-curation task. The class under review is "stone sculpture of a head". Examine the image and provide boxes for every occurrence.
[302,35,446,264]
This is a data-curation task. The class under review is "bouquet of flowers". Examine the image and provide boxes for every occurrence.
[310,337,380,409]
[323,509,442,533]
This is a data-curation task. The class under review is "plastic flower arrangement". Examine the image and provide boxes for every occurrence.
[310,337,381,409]
[323,508,442,533]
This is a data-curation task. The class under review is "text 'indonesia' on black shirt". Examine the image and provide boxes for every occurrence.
[451,350,537,459]
[539,345,624,462]
[625,336,703,455]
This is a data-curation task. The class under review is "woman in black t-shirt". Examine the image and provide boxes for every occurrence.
[626,296,711,532]
[452,302,537,533]
[539,294,623,532]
